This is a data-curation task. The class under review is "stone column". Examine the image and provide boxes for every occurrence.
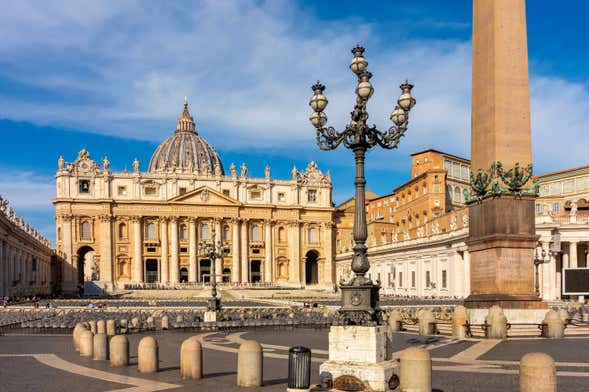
[264,220,273,283]
[61,214,75,290]
[322,222,334,285]
[0,242,5,297]
[231,218,240,283]
[288,221,300,284]
[170,217,179,284]
[188,218,197,282]
[570,241,578,268]
[214,219,222,283]
[240,219,249,282]
[569,241,584,302]
[99,215,114,289]
[466,0,538,308]
[160,218,169,284]
[563,245,570,268]
[463,250,471,298]
[131,216,143,283]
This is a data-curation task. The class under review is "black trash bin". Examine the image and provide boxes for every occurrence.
[288,346,311,389]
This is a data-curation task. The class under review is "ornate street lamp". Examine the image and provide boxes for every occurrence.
[533,245,550,297]
[309,45,416,325]
[198,229,229,312]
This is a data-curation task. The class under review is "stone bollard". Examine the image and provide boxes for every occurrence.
[110,335,129,367]
[180,337,203,380]
[89,320,97,334]
[131,317,140,329]
[161,315,169,330]
[485,305,507,339]
[418,309,436,336]
[73,323,87,351]
[97,319,106,334]
[400,347,431,392]
[119,319,128,334]
[237,340,263,387]
[520,352,556,392]
[138,336,159,373]
[106,319,117,336]
[79,330,94,358]
[388,310,402,332]
[452,305,468,339]
[543,310,565,339]
[93,333,109,360]
[146,316,154,330]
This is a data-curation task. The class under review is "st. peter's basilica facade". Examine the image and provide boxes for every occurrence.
[54,102,334,293]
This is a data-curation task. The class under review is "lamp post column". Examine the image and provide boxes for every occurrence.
[214,219,222,283]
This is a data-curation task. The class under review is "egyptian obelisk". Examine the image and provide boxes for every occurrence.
[465,0,544,310]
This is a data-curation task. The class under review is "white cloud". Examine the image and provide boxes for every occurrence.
[0,171,54,213]
[0,0,586,173]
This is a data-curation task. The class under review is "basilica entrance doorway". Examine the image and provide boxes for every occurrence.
[305,250,319,285]
[199,259,211,283]
[222,268,231,283]
[145,259,158,283]
[180,268,188,283]
[250,260,261,283]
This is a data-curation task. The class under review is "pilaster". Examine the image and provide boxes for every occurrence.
[188,217,197,282]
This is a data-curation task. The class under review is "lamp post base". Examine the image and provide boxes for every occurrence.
[204,310,218,323]
[337,278,383,326]
[319,325,398,391]
[207,297,221,312]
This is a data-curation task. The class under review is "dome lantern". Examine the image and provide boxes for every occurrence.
[148,100,224,174]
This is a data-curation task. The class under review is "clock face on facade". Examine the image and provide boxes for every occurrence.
[351,293,362,306]
[78,160,92,172]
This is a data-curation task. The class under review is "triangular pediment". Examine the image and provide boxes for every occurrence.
[168,186,240,205]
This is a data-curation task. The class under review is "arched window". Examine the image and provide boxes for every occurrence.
[118,223,127,240]
[146,223,156,240]
[454,186,461,202]
[200,224,209,240]
[223,226,230,241]
[179,224,187,240]
[278,227,286,243]
[80,221,91,240]
[308,227,318,243]
[252,225,261,241]
[57,227,62,241]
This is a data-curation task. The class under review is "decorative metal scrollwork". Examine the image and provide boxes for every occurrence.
[464,161,538,203]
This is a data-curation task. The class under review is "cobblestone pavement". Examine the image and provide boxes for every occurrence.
[1,329,589,391]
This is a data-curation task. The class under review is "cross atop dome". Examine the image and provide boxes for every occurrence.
[176,98,196,133]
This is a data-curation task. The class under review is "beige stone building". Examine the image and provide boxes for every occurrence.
[335,150,589,301]
[54,102,335,293]
[0,196,54,298]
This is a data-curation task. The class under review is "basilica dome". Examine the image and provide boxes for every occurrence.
[148,101,224,175]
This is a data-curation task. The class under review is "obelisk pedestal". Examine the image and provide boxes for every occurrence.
[319,325,398,391]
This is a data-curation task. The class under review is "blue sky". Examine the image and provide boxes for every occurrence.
[1,0,588,244]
